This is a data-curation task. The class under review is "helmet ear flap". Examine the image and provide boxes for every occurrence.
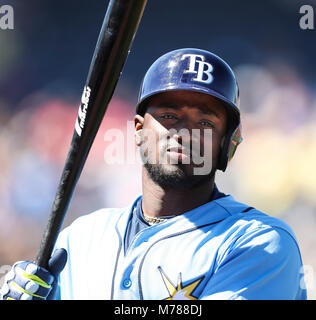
[217,125,242,172]
[217,135,230,172]
[228,125,242,161]
[220,136,226,148]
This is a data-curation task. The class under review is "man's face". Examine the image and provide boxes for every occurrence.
[135,90,227,189]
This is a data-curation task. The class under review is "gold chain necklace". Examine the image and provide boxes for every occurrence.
[143,215,167,225]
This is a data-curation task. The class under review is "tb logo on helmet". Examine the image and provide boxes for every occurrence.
[181,54,214,84]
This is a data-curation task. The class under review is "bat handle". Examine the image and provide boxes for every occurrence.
[35,226,57,269]
[35,182,71,269]
[35,217,64,269]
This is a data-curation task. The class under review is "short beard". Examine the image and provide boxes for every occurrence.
[144,162,216,190]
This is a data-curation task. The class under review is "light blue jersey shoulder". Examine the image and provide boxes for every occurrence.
[54,195,307,300]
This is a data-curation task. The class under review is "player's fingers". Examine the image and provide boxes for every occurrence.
[1,268,34,300]
[1,261,54,300]
[17,261,55,286]
[15,265,52,299]
[0,270,15,300]
[7,279,35,300]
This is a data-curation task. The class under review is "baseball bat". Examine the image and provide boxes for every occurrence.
[35,0,147,268]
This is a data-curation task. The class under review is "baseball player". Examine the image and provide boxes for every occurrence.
[1,48,307,300]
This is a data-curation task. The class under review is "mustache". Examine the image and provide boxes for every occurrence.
[160,141,201,158]
[167,144,190,153]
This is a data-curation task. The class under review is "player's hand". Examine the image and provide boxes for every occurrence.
[0,248,67,300]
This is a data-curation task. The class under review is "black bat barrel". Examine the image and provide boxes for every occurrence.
[35,0,147,268]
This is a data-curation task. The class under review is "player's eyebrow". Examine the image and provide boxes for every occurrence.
[153,103,181,109]
[198,108,220,118]
[192,103,221,119]
[151,102,221,119]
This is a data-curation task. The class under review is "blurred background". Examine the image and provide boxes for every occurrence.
[0,0,315,299]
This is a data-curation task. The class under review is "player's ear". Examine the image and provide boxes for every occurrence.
[134,114,144,146]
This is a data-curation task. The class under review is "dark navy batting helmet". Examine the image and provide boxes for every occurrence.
[136,48,242,172]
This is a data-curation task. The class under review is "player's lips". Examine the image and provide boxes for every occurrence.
[166,147,190,162]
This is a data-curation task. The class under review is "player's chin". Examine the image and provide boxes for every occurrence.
[173,156,215,175]
[163,162,215,184]
[160,158,214,176]
[145,161,215,190]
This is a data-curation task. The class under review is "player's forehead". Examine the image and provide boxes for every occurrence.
[145,90,227,117]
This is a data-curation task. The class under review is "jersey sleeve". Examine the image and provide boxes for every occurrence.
[199,226,307,300]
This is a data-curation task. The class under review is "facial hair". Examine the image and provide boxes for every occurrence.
[143,161,216,190]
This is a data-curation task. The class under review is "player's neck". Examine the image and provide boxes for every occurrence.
[141,167,214,218]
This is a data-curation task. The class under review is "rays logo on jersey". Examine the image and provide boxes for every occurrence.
[158,266,204,300]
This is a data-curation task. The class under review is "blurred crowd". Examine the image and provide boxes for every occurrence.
[0,0,315,299]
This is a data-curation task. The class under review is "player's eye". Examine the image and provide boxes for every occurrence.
[199,120,214,128]
[159,113,178,120]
